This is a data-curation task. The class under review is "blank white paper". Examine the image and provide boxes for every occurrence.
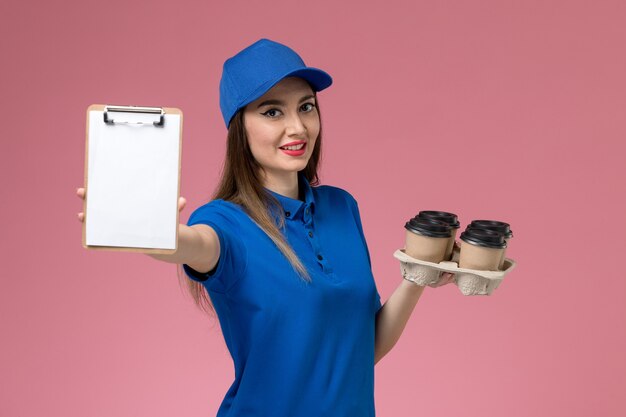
[85,110,180,249]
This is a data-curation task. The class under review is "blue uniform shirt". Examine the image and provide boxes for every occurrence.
[183,172,382,417]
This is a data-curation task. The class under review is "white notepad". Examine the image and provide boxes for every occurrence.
[83,105,183,253]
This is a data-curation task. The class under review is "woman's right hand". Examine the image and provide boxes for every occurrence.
[76,187,86,222]
[75,187,187,223]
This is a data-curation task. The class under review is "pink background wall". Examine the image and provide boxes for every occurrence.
[2,0,624,416]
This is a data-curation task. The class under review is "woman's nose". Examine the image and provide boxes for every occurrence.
[285,112,306,136]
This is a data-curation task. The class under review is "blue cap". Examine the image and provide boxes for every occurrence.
[219,38,333,127]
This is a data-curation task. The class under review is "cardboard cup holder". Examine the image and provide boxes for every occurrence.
[394,246,517,296]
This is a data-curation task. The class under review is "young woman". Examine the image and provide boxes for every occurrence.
[76,38,454,417]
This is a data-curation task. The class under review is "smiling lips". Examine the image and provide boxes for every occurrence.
[279,141,307,156]
[279,140,306,149]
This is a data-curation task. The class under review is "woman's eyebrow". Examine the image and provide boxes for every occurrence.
[256,95,316,108]
[257,99,283,108]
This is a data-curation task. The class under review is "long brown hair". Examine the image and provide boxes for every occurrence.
[176,100,323,315]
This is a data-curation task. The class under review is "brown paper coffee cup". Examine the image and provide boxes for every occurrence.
[499,238,511,269]
[446,229,458,262]
[459,228,507,271]
[404,218,451,263]
[459,240,505,271]
[416,211,460,261]
[405,229,450,263]
[467,220,513,270]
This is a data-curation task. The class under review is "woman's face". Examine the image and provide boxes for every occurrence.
[243,77,320,184]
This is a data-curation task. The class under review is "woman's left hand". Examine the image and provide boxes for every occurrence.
[430,272,456,287]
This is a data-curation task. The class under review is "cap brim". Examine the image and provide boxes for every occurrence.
[243,67,332,108]
[283,67,333,92]
[227,67,333,127]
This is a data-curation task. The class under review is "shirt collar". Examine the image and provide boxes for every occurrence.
[265,171,316,223]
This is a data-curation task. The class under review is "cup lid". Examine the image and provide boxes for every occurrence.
[460,228,507,249]
[405,217,452,238]
[416,210,461,229]
[468,220,513,238]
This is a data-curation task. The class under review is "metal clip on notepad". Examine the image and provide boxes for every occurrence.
[103,105,165,127]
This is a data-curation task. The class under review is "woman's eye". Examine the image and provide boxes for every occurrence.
[300,103,315,112]
[262,109,282,118]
